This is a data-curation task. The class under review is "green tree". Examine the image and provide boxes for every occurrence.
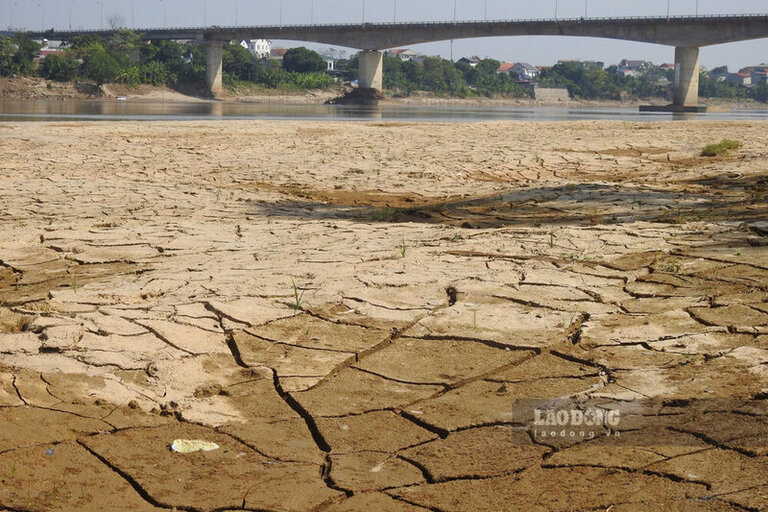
[0,36,15,76]
[756,81,768,103]
[11,35,41,75]
[83,46,121,86]
[108,29,142,68]
[539,61,608,99]
[223,42,259,81]
[454,60,475,82]
[282,47,326,73]
[454,58,501,92]
[40,53,80,81]
[464,58,533,97]
[476,58,500,76]
[699,69,713,97]
[383,56,409,92]
[419,57,465,95]
[68,35,105,51]
[154,40,184,63]
[697,70,744,99]
[252,61,285,88]
[159,42,205,84]
[335,54,358,81]
[401,60,423,86]
[140,60,174,86]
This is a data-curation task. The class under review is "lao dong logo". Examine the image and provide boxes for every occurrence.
[533,407,621,440]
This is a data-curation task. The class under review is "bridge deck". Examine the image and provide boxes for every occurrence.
[19,14,768,49]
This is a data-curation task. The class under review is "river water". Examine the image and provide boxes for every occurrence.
[1,99,768,122]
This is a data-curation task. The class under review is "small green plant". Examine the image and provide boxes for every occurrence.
[701,139,741,157]
[533,154,544,167]
[660,260,682,274]
[398,237,407,258]
[71,272,78,294]
[548,230,555,248]
[286,184,313,199]
[288,279,307,313]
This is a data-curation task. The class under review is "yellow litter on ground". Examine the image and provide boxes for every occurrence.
[170,439,220,453]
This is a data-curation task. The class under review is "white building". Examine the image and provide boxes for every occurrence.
[386,49,417,61]
[511,62,540,81]
[617,59,647,77]
[240,39,271,59]
[458,56,482,68]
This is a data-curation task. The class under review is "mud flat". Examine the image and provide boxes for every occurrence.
[1,119,767,511]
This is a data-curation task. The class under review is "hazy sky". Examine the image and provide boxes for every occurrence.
[3,0,768,69]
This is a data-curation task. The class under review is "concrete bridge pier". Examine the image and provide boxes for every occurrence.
[206,41,224,97]
[358,50,383,92]
[641,45,706,112]
[672,46,702,109]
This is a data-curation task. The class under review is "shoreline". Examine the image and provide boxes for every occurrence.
[3,76,768,110]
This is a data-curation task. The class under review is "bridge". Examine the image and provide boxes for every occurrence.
[23,14,768,111]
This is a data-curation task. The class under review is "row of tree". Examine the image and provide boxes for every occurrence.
[699,66,768,101]
[537,60,666,100]
[0,31,334,91]
[1,31,204,86]
[380,56,533,97]
[539,60,768,102]
[2,31,767,102]
[0,35,41,76]
[362,56,768,102]
[222,43,334,90]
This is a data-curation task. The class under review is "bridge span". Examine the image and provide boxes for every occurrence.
[25,14,768,111]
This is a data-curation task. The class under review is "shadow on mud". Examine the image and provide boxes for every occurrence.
[246,181,767,229]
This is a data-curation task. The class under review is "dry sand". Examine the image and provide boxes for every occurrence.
[0,119,767,511]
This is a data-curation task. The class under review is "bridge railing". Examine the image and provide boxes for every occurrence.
[21,13,768,37]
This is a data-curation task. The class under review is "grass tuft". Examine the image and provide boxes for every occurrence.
[701,140,741,157]
[397,237,407,258]
[287,279,308,314]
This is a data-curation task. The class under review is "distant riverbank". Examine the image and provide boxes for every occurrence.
[3,76,768,110]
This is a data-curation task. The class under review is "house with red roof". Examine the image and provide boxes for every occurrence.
[270,48,290,61]
[386,49,416,61]
[496,62,516,76]
[725,73,752,86]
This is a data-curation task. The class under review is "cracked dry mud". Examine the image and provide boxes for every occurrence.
[0,119,767,511]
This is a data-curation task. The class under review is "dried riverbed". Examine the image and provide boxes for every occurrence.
[0,120,767,511]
